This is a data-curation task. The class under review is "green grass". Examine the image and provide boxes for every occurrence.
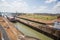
[22,14,57,21]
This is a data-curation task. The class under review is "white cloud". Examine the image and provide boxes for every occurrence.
[45,0,57,3]
[51,2,60,13]
[0,0,29,12]
[0,0,60,13]
[11,1,29,12]
[1,0,5,1]
[0,0,13,12]
[30,6,48,13]
[0,0,48,13]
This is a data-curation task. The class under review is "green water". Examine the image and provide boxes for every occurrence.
[14,22,53,40]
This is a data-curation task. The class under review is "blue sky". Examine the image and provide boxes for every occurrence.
[0,0,60,13]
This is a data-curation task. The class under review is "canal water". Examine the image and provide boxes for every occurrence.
[13,22,53,40]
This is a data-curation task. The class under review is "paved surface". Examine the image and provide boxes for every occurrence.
[0,25,10,40]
